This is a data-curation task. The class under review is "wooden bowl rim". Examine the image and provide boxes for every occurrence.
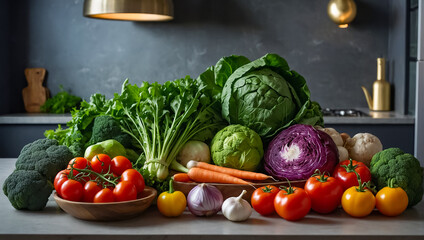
[53,186,157,206]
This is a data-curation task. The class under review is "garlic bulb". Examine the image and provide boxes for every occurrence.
[221,190,252,222]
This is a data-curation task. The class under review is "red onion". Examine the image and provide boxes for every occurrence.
[187,183,223,216]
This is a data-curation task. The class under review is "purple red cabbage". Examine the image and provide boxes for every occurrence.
[264,124,339,181]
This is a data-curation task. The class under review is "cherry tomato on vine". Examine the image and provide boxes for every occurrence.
[113,181,137,202]
[274,186,311,221]
[251,185,279,215]
[111,156,132,176]
[54,169,70,197]
[94,188,115,203]
[60,179,83,201]
[305,171,344,214]
[68,157,89,169]
[333,159,371,191]
[90,154,112,173]
[121,169,145,193]
[83,181,102,202]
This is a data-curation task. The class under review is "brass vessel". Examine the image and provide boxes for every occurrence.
[361,58,391,111]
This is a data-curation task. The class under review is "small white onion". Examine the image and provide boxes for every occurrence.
[187,183,223,216]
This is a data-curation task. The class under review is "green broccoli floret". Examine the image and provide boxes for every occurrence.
[15,138,73,182]
[3,170,53,210]
[370,148,423,207]
[86,115,133,149]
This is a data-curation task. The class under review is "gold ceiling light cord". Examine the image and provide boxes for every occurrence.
[327,0,357,28]
[83,0,174,22]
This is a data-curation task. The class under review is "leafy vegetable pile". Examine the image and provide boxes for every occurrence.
[45,53,324,192]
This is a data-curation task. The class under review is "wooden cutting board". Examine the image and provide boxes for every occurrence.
[22,68,50,113]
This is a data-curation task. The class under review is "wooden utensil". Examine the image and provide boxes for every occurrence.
[54,186,157,221]
[22,68,50,113]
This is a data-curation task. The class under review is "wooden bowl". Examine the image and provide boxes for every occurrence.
[173,179,306,203]
[54,186,157,221]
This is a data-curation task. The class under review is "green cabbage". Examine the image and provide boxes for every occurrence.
[210,124,263,171]
[198,54,323,140]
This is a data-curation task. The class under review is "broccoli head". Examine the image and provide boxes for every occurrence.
[15,138,73,181]
[370,148,423,207]
[86,115,133,149]
[3,170,53,210]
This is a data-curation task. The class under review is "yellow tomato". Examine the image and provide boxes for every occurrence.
[376,184,408,217]
[342,186,375,217]
[157,180,187,217]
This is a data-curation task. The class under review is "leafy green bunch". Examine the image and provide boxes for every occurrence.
[41,85,82,114]
[115,77,225,186]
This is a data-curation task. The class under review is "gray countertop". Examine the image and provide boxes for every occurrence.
[1,158,423,240]
[0,109,416,125]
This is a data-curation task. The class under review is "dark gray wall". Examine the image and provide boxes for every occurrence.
[1,0,390,114]
[0,0,10,114]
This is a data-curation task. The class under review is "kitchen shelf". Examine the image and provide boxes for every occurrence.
[0,110,415,125]
[0,113,71,125]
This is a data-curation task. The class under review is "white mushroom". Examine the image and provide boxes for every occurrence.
[345,133,383,167]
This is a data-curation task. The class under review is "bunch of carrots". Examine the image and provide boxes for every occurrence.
[173,160,272,184]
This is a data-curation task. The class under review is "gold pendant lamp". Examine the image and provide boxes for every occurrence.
[83,0,174,22]
[327,0,357,28]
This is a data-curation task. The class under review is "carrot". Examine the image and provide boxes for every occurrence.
[188,167,250,185]
[186,160,271,181]
[172,173,191,182]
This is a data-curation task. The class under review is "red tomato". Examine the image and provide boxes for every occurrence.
[83,181,102,202]
[68,157,89,169]
[111,156,132,176]
[54,169,70,182]
[251,185,279,215]
[113,181,137,202]
[121,169,145,193]
[333,159,371,191]
[274,187,311,221]
[93,188,115,203]
[54,169,70,197]
[305,173,344,214]
[60,179,83,202]
[53,169,70,197]
[90,154,112,174]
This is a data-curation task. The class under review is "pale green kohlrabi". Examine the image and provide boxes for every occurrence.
[210,124,263,171]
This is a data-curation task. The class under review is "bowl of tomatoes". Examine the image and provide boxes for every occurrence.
[53,186,157,221]
[53,154,157,221]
